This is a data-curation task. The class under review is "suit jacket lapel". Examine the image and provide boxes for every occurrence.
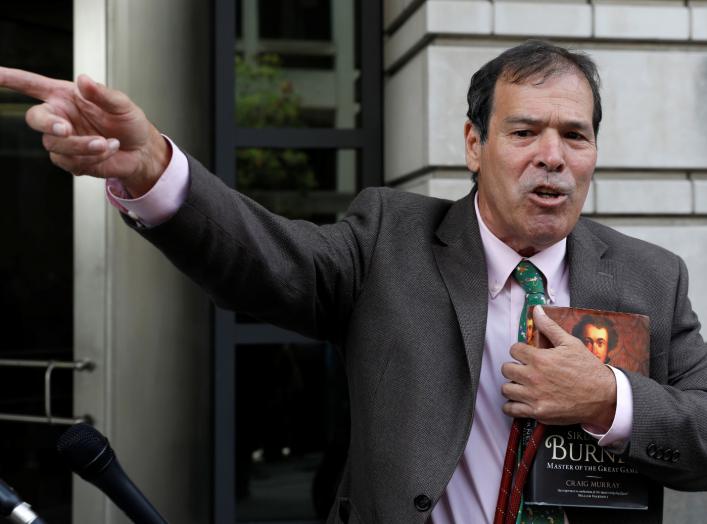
[432,192,488,386]
[567,219,621,312]
[431,205,622,386]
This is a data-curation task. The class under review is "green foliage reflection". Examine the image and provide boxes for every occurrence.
[235,55,316,191]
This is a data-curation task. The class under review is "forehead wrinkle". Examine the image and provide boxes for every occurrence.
[494,73,594,122]
[503,115,544,126]
[503,114,592,133]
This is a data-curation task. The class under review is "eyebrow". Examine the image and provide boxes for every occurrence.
[503,115,593,134]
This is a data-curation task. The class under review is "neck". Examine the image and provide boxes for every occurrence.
[516,246,540,257]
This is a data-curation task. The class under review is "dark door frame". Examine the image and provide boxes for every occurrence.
[211,1,382,521]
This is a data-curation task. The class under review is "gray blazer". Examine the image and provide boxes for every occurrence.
[137,156,707,524]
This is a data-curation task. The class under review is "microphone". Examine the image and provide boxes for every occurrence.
[0,479,46,524]
[57,423,167,524]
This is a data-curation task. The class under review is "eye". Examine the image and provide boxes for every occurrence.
[565,131,585,140]
[512,130,533,138]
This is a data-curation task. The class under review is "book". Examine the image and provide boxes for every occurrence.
[523,306,650,510]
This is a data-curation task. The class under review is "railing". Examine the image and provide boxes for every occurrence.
[0,358,94,425]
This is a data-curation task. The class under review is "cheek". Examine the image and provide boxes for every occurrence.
[577,172,593,192]
[572,154,597,185]
[484,148,527,193]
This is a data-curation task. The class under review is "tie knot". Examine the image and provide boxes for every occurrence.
[513,260,546,304]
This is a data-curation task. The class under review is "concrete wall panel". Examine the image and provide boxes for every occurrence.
[494,1,592,38]
[399,170,472,199]
[693,5,707,41]
[428,0,492,35]
[386,4,427,70]
[385,51,428,182]
[73,0,211,522]
[594,49,707,169]
[387,44,707,179]
[692,173,707,213]
[426,46,501,171]
[386,1,492,70]
[594,174,693,214]
[594,3,690,40]
[385,0,420,31]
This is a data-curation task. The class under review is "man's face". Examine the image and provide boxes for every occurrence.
[525,316,535,343]
[465,71,597,255]
[582,324,609,362]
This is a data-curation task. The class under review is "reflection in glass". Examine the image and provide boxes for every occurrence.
[235,54,308,129]
[0,2,73,522]
[235,343,348,522]
[232,3,364,521]
[236,148,358,222]
[235,0,360,128]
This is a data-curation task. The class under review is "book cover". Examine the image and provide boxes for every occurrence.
[524,306,650,510]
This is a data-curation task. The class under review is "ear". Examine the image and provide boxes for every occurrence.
[464,121,481,174]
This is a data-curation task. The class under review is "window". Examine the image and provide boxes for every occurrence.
[213,1,382,521]
[0,3,73,522]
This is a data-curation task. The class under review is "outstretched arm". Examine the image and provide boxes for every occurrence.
[0,67,169,196]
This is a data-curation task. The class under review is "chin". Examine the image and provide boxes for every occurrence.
[524,222,569,248]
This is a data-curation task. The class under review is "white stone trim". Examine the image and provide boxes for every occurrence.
[494,1,592,38]
[594,173,693,214]
[594,3,690,40]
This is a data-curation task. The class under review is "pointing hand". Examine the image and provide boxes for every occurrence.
[0,68,169,196]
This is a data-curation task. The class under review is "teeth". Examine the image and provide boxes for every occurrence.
[536,191,559,198]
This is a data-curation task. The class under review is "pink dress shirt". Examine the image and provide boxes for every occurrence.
[106,137,189,227]
[106,142,633,524]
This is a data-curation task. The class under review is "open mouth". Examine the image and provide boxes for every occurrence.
[529,186,568,205]
[534,189,562,199]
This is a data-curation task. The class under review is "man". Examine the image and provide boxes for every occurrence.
[1,41,706,523]
[572,314,618,363]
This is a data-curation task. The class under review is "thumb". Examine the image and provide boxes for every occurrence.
[533,305,572,348]
[76,74,133,114]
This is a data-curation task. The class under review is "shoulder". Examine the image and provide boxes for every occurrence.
[348,186,455,224]
[577,217,682,272]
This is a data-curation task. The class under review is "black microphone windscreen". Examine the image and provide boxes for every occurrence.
[57,423,115,480]
[57,423,167,524]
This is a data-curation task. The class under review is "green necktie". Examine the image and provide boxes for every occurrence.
[512,261,563,524]
[514,260,546,342]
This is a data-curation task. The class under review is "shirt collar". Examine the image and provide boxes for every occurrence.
[474,193,567,301]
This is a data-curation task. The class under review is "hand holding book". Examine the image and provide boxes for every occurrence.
[500,305,618,431]
[516,306,651,510]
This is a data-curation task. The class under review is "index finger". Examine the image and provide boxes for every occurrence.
[509,342,533,363]
[0,66,69,102]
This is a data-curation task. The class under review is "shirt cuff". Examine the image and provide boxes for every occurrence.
[581,366,633,453]
[105,135,190,227]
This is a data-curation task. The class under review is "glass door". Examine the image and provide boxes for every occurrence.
[212,0,382,521]
[0,2,74,522]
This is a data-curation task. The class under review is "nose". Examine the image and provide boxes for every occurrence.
[534,130,565,173]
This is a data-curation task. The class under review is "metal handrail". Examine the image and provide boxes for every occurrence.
[0,358,94,425]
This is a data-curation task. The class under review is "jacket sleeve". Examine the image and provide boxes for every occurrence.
[131,153,383,344]
[624,255,707,490]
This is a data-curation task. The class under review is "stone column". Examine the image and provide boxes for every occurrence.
[73,0,211,522]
